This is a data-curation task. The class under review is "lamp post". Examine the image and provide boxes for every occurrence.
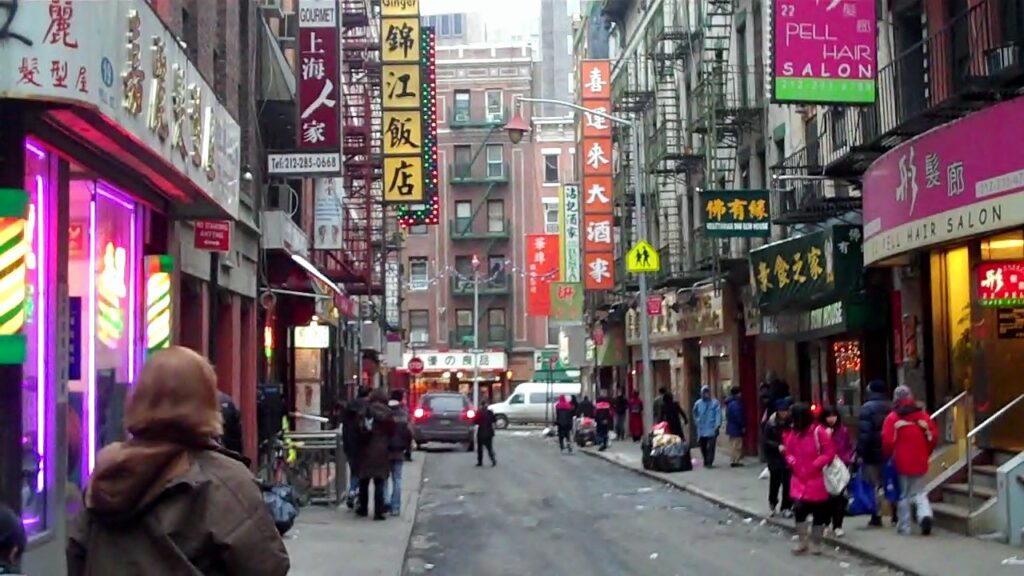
[471,254,481,408]
[504,96,656,433]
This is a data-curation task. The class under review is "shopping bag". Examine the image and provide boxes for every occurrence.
[882,459,900,503]
[261,482,300,535]
[846,470,878,517]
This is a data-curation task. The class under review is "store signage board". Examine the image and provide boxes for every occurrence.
[400,350,507,372]
[863,97,1024,265]
[549,282,584,323]
[297,0,341,151]
[526,234,560,316]
[771,0,877,104]
[268,151,342,175]
[193,220,232,252]
[647,295,663,317]
[978,262,1024,307]
[997,308,1024,339]
[703,189,771,237]
[626,240,661,274]
[0,0,240,219]
[560,185,582,283]
[294,324,331,349]
[313,178,344,249]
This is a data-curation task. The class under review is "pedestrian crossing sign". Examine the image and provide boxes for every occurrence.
[625,240,660,273]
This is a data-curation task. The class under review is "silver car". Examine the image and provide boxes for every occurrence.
[411,393,476,452]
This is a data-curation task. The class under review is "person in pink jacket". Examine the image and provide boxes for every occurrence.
[783,403,837,555]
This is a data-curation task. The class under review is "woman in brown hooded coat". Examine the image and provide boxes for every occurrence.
[67,346,289,576]
[357,390,395,520]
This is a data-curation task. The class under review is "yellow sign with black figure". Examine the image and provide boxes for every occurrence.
[382,18,421,63]
[384,156,424,202]
[383,64,422,109]
[381,0,419,17]
[383,111,423,155]
[626,240,661,274]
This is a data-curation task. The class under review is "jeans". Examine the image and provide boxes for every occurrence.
[348,463,360,498]
[614,415,626,440]
[596,429,609,450]
[387,460,403,514]
[358,477,386,517]
[477,436,496,465]
[698,436,717,466]
[897,474,932,535]
[769,467,793,511]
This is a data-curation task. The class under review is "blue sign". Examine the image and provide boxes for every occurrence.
[101,57,114,88]
[68,297,81,380]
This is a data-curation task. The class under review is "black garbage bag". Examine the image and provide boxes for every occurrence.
[261,482,300,535]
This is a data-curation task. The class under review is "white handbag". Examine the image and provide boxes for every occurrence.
[815,427,851,496]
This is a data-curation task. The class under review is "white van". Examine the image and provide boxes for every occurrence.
[490,382,581,428]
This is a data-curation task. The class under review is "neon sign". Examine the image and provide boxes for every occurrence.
[145,255,173,355]
[97,241,127,348]
[0,188,29,365]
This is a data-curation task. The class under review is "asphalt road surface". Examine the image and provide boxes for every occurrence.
[403,432,898,576]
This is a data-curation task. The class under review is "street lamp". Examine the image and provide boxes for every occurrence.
[471,254,481,408]
[504,96,657,433]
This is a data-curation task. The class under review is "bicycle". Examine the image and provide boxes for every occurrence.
[258,430,312,507]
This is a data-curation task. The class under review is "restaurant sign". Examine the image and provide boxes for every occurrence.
[0,0,241,219]
[978,262,1024,307]
[749,225,863,312]
[703,189,771,237]
[399,350,507,372]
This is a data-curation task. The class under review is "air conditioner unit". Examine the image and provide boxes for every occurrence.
[486,111,503,122]
[454,110,470,122]
[409,330,429,345]
[544,223,560,234]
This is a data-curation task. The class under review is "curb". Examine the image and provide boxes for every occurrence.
[399,455,427,576]
[581,448,921,576]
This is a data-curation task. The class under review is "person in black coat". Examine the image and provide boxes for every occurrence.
[763,398,793,516]
[555,395,576,453]
[660,392,689,439]
[218,392,244,456]
[593,397,614,451]
[578,396,595,418]
[613,391,628,441]
[857,379,893,527]
[342,386,371,508]
[475,402,497,467]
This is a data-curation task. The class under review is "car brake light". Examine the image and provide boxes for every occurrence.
[414,407,427,419]
[465,409,477,420]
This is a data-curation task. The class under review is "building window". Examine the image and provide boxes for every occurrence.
[409,224,428,235]
[485,90,503,121]
[453,91,471,123]
[454,255,473,290]
[543,153,559,184]
[455,201,472,233]
[542,197,560,234]
[456,309,474,345]
[486,144,504,178]
[488,308,507,343]
[487,200,504,233]
[454,144,472,176]
[547,321,561,346]
[440,13,451,36]
[409,310,430,345]
[488,255,506,286]
[409,257,429,291]
[452,14,463,36]
[569,149,577,182]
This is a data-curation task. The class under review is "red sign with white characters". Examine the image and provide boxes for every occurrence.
[582,137,613,176]
[584,213,614,253]
[978,261,1024,307]
[526,234,560,317]
[584,252,614,290]
[583,176,613,214]
[580,60,611,101]
[194,220,232,252]
[579,60,615,291]
[647,295,663,317]
[297,0,340,150]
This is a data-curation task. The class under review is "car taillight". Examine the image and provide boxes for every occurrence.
[465,409,477,420]
[413,407,427,419]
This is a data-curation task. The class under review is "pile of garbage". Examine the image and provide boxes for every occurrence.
[642,423,692,472]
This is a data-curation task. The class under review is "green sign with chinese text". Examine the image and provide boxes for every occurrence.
[703,189,771,238]
[549,282,584,323]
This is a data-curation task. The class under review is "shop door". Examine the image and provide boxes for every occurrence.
[980,307,1024,451]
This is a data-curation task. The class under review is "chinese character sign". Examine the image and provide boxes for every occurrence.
[978,262,1024,307]
[580,60,611,101]
[526,234,560,317]
[383,156,424,201]
[399,25,439,224]
[549,282,584,323]
[381,2,423,205]
[772,0,877,104]
[584,252,614,290]
[579,59,615,292]
[298,0,340,150]
[560,185,582,283]
[702,189,771,237]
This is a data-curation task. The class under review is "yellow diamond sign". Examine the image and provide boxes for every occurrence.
[626,240,660,274]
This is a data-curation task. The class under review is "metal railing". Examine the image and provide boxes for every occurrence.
[930,390,970,446]
[450,161,510,183]
[966,393,1024,528]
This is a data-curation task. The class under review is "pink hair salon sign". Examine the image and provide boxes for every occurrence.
[863,96,1024,265]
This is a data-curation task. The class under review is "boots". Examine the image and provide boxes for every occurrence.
[810,525,825,555]
[791,522,810,555]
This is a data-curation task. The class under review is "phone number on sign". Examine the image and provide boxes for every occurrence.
[268,153,341,174]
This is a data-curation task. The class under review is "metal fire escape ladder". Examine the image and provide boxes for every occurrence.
[454,125,501,236]
[701,0,738,191]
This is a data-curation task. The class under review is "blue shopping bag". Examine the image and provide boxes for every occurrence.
[847,470,878,517]
[882,459,900,503]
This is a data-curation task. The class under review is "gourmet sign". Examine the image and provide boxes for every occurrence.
[772,0,877,105]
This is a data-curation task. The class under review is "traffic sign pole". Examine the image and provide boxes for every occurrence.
[632,120,656,436]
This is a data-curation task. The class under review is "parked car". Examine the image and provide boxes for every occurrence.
[489,382,581,429]
[411,392,477,451]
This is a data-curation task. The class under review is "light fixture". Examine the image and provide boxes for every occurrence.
[987,238,1024,250]
[504,110,531,144]
[290,253,344,296]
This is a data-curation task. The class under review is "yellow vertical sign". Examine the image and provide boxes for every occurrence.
[383,110,424,155]
[383,157,425,202]
[382,64,422,109]
[381,18,421,63]
[381,0,419,16]
[382,0,421,204]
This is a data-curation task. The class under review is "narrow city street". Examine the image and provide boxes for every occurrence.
[403,433,894,576]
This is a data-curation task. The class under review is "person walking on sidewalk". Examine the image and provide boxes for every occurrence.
[857,379,893,528]
[67,347,289,575]
[386,391,413,516]
[660,391,689,440]
[628,390,644,442]
[820,406,855,537]
[594,396,614,451]
[784,402,836,556]
[343,386,371,509]
[475,401,498,467]
[764,398,794,517]
[614,390,628,441]
[0,504,26,575]
[693,386,723,467]
[725,386,746,467]
[555,395,576,453]
[357,390,395,521]
[578,396,595,419]
[883,385,939,536]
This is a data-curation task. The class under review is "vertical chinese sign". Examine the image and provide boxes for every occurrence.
[526,234,560,317]
[399,25,440,226]
[579,60,614,291]
[298,0,341,158]
[559,185,581,282]
[381,0,425,203]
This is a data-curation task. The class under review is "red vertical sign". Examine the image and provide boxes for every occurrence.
[297,0,340,150]
[526,234,560,317]
[580,60,615,290]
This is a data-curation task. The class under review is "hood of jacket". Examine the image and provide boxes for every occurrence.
[556,396,574,410]
[894,398,927,418]
[368,401,393,422]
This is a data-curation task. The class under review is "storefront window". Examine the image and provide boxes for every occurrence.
[832,340,862,420]
[945,247,972,393]
[981,231,1024,261]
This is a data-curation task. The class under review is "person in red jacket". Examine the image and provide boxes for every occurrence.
[882,385,938,536]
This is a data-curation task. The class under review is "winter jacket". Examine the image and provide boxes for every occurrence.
[67,442,289,576]
[358,402,395,480]
[857,392,892,465]
[476,408,496,441]
[882,400,938,477]
[614,395,628,416]
[342,397,368,458]
[784,425,836,503]
[388,406,413,460]
[555,398,575,429]
[762,412,790,472]
[660,395,689,438]
[578,399,595,418]
[725,395,745,438]
[693,397,723,439]
[218,392,243,456]
[826,424,855,465]
[594,400,613,432]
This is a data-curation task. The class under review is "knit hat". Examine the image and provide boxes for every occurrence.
[0,504,25,560]
[868,380,887,394]
[893,385,913,402]
[774,397,792,411]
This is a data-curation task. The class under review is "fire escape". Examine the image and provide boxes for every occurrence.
[332,0,384,294]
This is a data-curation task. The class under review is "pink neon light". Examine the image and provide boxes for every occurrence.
[96,183,135,211]
[25,141,45,160]
[34,174,45,492]
[87,197,97,472]
[128,206,137,382]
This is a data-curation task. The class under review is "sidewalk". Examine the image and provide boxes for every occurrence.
[583,441,1021,576]
[285,455,424,576]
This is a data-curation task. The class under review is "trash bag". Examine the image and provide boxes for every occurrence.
[846,470,878,517]
[882,459,900,504]
[262,483,300,535]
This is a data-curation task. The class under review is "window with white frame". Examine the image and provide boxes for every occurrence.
[546,321,561,346]
[409,310,429,345]
[543,153,559,184]
[542,197,560,234]
[488,308,507,343]
[409,258,429,291]
[486,144,504,178]
[485,90,503,121]
[487,200,505,232]
[409,224,428,235]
